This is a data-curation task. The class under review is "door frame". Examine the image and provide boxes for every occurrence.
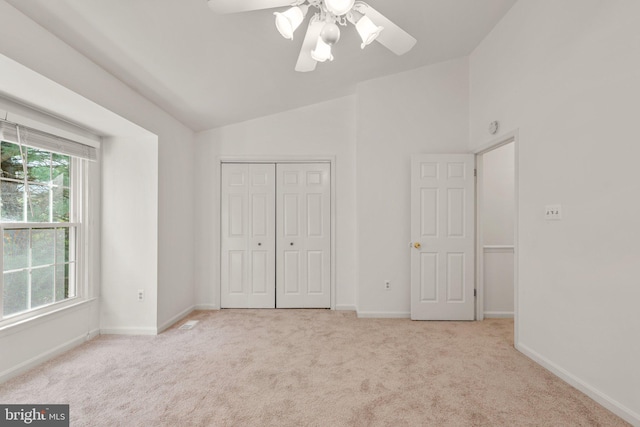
[474,131,519,340]
[216,155,337,310]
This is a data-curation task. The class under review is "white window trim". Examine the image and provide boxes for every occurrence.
[0,156,91,329]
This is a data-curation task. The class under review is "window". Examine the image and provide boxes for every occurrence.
[0,120,95,323]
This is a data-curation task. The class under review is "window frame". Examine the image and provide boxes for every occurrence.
[0,156,88,327]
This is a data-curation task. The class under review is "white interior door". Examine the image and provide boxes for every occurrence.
[410,154,475,320]
[276,163,331,308]
[221,163,276,308]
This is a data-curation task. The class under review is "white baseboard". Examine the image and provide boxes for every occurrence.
[0,331,95,383]
[335,304,357,311]
[517,343,640,426]
[357,311,411,319]
[194,304,218,310]
[157,305,196,333]
[99,327,158,336]
[484,311,514,318]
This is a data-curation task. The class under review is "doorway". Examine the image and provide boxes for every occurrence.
[475,137,516,321]
[220,162,331,309]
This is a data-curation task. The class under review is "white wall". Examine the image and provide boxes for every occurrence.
[192,136,219,309]
[482,143,514,245]
[483,247,514,317]
[0,302,100,382]
[100,136,158,334]
[194,96,357,309]
[356,58,470,317]
[155,118,196,331]
[0,0,195,373]
[470,0,640,423]
[481,142,514,317]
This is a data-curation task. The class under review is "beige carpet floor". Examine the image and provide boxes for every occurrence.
[0,310,629,426]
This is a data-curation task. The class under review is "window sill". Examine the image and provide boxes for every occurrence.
[0,297,97,338]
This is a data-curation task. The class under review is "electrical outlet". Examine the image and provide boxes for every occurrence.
[137,289,144,301]
[384,280,391,290]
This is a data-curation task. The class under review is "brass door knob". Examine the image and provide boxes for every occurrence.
[414,242,422,249]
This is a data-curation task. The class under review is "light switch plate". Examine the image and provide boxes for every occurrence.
[545,205,562,220]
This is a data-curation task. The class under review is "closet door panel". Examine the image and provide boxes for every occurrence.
[276,163,330,308]
[221,163,276,308]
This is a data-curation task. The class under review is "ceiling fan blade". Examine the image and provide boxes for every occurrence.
[207,0,295,14]
[295,17,323,72]
[359,4,417,56]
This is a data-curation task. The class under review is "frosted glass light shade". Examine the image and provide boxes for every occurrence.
[311,37,334,62]
[320,22,341,45]
[274,5,308,40]
[324,0,355,16]
[355,15,383,49]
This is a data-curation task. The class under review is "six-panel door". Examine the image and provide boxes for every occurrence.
[410,154,475,320]
[221,163,276,308]
[276,164,331,308]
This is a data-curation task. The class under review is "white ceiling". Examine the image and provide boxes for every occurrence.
[8,0,516,131]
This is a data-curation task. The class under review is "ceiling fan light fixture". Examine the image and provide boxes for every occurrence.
[355,15,383,49]
[324,0,355,16]
[311,37,334,62]
[206,0,416,71]
[274,5,308,40]
[319,21,341,46]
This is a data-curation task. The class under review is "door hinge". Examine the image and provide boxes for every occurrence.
[474,289,477,297]
[474,169,477,177]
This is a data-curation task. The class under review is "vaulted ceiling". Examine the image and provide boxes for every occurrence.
[8,0,516,131]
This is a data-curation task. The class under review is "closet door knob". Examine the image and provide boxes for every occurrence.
[290,242,294,246]
[258,242,262,246]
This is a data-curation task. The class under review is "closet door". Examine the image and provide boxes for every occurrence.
[276,163,331,308]
[221,163,276,308]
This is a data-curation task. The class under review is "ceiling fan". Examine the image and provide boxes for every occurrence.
[206,0,417,72]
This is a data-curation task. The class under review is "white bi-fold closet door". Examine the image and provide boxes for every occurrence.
[221,163,276,308]
[220,163,331,309]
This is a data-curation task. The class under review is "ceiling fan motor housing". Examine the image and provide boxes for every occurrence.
[323,0,356,16]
